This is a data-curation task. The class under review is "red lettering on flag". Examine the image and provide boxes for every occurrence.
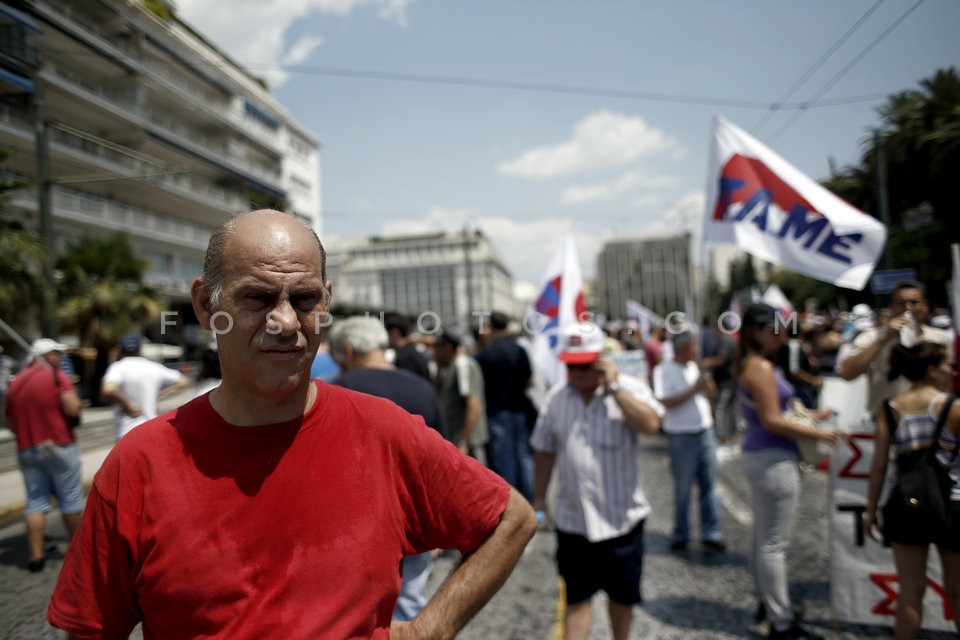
[838,433,874,480]
[870,573,954,620]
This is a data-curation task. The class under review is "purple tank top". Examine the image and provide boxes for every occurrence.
[738,369,798,453]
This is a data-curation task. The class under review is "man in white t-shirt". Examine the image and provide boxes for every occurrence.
[652,330,725,552]
[100,334,189,440]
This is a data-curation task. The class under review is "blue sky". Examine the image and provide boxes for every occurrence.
[176,0,960,284]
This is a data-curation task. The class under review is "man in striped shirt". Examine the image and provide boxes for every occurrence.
[531,322,665,640]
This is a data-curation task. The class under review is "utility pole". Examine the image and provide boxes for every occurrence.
[463,225,473,336]
[34,71,58,338]
[874,129,892,271]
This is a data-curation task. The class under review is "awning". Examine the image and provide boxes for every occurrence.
[0,2,42,34]
[0,66,34,93]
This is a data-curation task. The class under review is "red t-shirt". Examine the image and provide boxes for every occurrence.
[4,365,76,451]
[48,380,510,639]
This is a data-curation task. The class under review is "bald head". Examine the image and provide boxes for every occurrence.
[202,210,328,309]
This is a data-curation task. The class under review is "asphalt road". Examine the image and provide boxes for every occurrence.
[1,437,955,639]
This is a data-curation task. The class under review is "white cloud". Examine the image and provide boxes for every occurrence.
[629,193,662,209]
[497,110,680,180]
[282,36,325,66]
[377,0,415,24]
[174,0,414,87]
[560,168,678,205]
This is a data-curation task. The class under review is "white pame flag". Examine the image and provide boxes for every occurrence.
[703,116,886,290]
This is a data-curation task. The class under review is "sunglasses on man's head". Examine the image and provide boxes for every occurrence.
[567,362,596,371]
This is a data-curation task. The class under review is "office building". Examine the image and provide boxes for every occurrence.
[596,233,692,320]
[327,229,517,336]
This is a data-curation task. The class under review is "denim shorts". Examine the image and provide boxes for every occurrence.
[18,443,85,514]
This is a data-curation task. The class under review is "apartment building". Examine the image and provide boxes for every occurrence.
[0,0,321,336]
[595,233,692,320]
[327,229,518,336]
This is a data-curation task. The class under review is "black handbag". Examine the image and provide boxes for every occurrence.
[882,395,956,529]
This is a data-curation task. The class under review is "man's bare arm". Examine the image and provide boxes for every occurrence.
[658,375,709,409]
[532,450,556,515]
[459,395,482,445]
[613,389,662,435]
[158,374,190,400]
[391,489,537,640]
[59,389,82,419]
[839,320,904,380]
[100,381,141,418]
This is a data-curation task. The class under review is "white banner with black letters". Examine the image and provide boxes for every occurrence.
[822,377,953,631]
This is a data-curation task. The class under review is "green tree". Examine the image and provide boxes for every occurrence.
[56,232,163,349]
[0,219,53,335]
[768,269,851,312]
[0,155,55,336]
[823,67,960,306]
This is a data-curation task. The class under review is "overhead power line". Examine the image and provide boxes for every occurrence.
[751,0,887,135]
[265,63,891,112]
[275,64,777,109]
[42,46,897,113]
[766,0,926,144]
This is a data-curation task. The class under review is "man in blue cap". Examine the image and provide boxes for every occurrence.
[100,333,189,440]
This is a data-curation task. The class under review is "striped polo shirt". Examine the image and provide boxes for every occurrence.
[530,374,665,542]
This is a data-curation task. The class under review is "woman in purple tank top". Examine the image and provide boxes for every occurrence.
[735,303,838,640]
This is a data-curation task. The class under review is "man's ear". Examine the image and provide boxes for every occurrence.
[191,278,213,330]
[323,280,333,310]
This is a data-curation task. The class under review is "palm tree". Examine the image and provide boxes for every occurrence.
[56,231,163,348]
[0,219,53,336]
[0,152,55,338]
[822,66,960,304]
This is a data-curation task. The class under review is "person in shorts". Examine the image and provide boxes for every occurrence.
[4,338,84,572]
[531,322,664,640]
[865,342,960,638]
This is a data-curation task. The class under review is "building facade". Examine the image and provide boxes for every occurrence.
[595,233,691,320]
[327,229,517,336]
[0,0,320,338]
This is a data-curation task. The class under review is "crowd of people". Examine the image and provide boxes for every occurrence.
[1,208,957,639]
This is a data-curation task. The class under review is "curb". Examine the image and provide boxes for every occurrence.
[0,388,197,530]
[0,478,97,530]
[0,501,23,530]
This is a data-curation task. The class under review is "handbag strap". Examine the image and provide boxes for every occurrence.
[934,393,957,432]
[934,394,956,441]
[882,399,897,443]
[886,395,956,455]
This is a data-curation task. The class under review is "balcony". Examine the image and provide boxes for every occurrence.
[35,0,283,155]
[43,64,282,186]
[7,176,213,250]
